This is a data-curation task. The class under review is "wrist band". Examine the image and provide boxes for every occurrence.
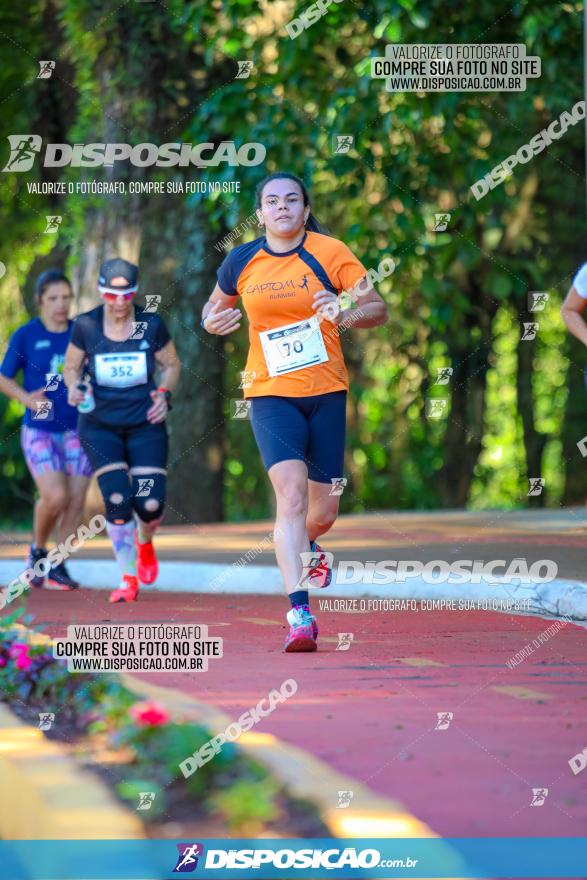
[157,387,172,411]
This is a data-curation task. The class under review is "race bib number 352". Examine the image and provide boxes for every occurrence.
[259,316,328,377]
[94,352,148,388]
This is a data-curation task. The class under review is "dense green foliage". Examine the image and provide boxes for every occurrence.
[0,0,584,522]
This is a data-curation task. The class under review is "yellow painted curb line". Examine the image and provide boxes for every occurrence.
[0,702,144,840]
[491,685,552,701]
[122,673,435,840]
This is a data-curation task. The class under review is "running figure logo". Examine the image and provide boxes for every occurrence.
[530,788,549,806]
[136,478,154,497]
[435,711,453,730]
[44,373,61,391]
[336,633,354,651]
[129,321,148,340]
[239,370,256,389]
[329,477,347,496]
[38,712,55,730]
[433,213,451,232]
[143,295,161,313]
[528,292,549,312]
[236,60,253,79]
[32,400,53,421]
[435,367,453,385]
[577,435,587,459]
[337,790,354,808]
[173,843,204,873]
[332,135,354,154]
[37,60,55,79]
[300,550,334,587]
[521,322,538,341]
[426,399,447,419]
[527,477,544,496]
[232,400,251,419]
[137,792,156,811]
[44,215,62,233]
[299,274,310,292]
[3,134,42,172]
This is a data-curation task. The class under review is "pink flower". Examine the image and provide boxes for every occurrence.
[9,643,32,671]
[15,653,32,671]
[129,700,170,727]
[0,656,6,668]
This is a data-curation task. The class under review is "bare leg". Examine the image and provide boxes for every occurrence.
[58,475,90,542]
[267,459,311,594]
[306,479,340,543]
[31,472,69,548]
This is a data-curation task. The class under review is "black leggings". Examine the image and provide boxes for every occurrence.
[79,417,168,524]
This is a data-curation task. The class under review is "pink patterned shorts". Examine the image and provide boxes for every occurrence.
[21,425,93,478]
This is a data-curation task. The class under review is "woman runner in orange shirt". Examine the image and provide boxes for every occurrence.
[202,172,388,652]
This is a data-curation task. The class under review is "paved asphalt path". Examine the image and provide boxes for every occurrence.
[25,584,587,841]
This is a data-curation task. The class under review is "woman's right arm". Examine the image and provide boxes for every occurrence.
[63,343,87,406]
[0,373,44,411]
[0,328,46,410]
[560,286,587,347]
[201,283,242,335]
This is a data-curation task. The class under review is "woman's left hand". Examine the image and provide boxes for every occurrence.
[312,290,342,325]
[147,389,168,424]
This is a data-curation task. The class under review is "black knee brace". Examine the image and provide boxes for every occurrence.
[131,472,166,523]
[97,468,133,523]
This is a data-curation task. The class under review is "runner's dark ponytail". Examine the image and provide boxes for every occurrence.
[34,269,71,304]
[255,172,330,235]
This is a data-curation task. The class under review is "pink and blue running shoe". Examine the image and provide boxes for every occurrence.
[284,606,318,652]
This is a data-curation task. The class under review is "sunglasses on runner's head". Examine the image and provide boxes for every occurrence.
[98,286,137,302]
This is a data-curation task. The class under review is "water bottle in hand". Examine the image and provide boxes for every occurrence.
[77,381,95,414]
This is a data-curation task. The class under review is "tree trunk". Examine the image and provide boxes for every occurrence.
[436,341,491,506]
[70,193,142,313]
[435,268,499,507]
[140,192,225,524]
[516,322,548,507]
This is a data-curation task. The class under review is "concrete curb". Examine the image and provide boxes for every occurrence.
[0,702,144,840]
[1,558,586,621]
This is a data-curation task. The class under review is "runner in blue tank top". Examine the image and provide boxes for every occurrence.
[0,270,92,590]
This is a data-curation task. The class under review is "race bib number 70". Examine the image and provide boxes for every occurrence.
[259,316,328,377]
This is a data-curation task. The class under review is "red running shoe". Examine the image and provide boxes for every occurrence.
[109,574,139,603]
[135,534,159,585]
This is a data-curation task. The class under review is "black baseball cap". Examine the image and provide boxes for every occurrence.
[98,257,138,293]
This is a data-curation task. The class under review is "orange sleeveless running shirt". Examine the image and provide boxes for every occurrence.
[216,230,367,398]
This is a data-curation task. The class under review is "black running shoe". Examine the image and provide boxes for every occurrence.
[46,561,80,591]
[27,546,48,588]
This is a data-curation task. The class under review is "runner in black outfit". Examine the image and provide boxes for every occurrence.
[63,258,180,603]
